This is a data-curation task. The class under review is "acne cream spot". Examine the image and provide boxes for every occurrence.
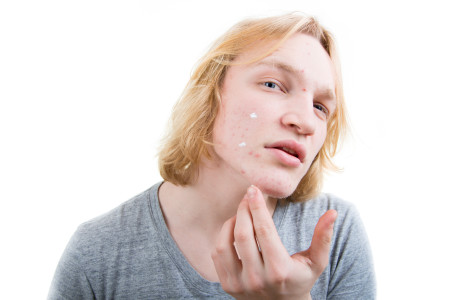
[238,142,246,147]
[250,112,257,119]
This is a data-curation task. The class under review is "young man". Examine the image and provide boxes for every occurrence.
[49,13,375,299]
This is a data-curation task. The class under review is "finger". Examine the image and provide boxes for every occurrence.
[301,209,337,274]
[212,216,242,281]
[246,185,289,264]
[234,193,263,270]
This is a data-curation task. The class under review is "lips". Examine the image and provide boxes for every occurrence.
[264,140,306,166]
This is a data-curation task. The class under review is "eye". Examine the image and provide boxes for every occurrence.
[314,103,329,118]
[264,82,279,89]
[262,81,284,92]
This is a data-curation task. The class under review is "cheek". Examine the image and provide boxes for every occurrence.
[313,124,328,151]
[213,111,252,151]
[217,107,262,140]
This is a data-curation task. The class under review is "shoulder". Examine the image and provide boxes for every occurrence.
[303,193,357,215]
[280,193,360,233]
[48,182,168,299]
[70,182,162,256]
[308,193,363,234]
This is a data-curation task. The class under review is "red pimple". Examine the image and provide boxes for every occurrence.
[302,88,307,92]
[248,151,253,155]
[254,153,261,158]
[240,170,246,174]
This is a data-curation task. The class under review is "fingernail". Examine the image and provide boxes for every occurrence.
[247,185,256,198]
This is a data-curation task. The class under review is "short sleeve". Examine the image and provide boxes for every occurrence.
[326,204,376,299]
[47,229,95,300]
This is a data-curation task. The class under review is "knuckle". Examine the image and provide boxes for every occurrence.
[222,279,244,294]
[246,273,264,291]
[221,282,233,293]
[211,250,218,260]
[221,281,231,293]
[254,223,272,239]
[214,244,227,255]
[234,228,250,243]
[268,266,288,285]
[315,259,329,272]
[321,234,332,246]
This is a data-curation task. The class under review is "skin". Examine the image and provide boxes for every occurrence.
[159,33,338,299]
[213,186,337,300]
[213,33,337,198]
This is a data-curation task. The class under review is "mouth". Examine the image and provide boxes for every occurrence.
[264,140,306,165]
[276,147,299,158]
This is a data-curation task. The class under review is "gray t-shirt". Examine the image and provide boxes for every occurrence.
[48,182,375,299]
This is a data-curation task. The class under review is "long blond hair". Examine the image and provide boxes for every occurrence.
[158,13,348,202]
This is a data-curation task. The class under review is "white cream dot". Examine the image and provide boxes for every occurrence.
[250,112,257,119]
[238,142,246,147]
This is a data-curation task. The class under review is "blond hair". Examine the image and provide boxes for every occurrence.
[158,12,348,202]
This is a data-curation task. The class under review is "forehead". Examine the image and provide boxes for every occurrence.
[230,33,336,95]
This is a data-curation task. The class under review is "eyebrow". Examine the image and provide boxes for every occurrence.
[254,59,336,101]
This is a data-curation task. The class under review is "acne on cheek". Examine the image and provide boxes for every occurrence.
[247,151,260,158]
[235,111,258,149]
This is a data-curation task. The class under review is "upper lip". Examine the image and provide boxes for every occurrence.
[264,140,306,163]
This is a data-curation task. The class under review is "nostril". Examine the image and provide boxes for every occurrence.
[289,123,302,131]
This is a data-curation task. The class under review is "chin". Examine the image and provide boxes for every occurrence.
[253,178,298,199]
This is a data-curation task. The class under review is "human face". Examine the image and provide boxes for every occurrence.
[212,33,336,198]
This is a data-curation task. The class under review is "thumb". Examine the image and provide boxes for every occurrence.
[297,210,337,275]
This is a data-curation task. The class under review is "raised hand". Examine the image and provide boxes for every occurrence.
[211,185,337,300]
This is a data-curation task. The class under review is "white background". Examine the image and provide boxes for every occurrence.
[1,0,449,299]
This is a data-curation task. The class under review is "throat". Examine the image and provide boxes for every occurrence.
[170,225,220,282]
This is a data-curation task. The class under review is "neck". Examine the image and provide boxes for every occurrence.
[158,159,277,239]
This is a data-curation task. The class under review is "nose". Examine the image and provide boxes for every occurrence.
[280,104,316,136]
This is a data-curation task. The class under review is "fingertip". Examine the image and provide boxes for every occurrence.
[246,185,264,209]
[328,209,338,221]
[246,185,257,199]
[325,210,338,231]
